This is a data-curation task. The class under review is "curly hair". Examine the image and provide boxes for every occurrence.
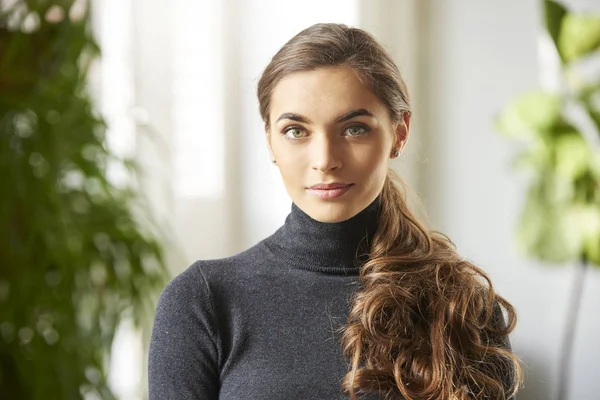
[257,23,522,400]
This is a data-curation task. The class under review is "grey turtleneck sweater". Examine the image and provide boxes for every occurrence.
[148,199,514,399]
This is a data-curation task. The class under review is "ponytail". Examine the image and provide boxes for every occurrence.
[341,171,522,399]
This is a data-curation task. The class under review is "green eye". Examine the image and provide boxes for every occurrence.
[284,127,306,139]
[345,126,367,136]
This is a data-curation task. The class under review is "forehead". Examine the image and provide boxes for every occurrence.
[269,66,389,123]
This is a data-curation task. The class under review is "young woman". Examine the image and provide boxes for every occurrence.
[149,23,522,400]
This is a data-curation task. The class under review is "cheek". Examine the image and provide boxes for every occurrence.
[271,137,308,171]
[353,145,390,176]
[367,160,390,189]
[278,162,299,182]
[274,154,306,190]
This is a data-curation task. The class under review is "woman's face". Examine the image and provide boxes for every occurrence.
[267,66,409,223]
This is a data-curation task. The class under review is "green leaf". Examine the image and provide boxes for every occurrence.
[590,148,600,178]
[517,185,582,262]
[559,12,600,62]
[495,91,562,140]
[544,0,568,61]
[585,236,600,265]
[511,140,552,171]
[575,205,600,264]
[555,133,591,179]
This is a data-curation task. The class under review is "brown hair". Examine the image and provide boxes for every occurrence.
[257,23,522,399]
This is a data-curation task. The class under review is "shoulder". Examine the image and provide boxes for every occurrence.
[160,240,272,301]
[154,262,213,324]
[193,239,274,279]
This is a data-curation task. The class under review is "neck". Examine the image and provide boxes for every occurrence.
[267,197,381,274]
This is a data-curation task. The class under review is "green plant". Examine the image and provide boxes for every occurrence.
[495,1,600,399]
[496,1,600,266]
[0,1,168,399]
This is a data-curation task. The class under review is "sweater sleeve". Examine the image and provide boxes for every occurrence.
[148,262,220,399]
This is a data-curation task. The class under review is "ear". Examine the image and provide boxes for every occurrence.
[393,111,411,155]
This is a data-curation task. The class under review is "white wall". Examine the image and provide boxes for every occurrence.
[419,1,600,399]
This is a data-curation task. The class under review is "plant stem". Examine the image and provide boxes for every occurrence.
[557,260,588,400]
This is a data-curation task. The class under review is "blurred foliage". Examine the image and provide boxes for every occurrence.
[0,1,168,399]
[496,0,600,266]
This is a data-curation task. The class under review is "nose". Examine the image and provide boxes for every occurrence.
[310,133,342,173]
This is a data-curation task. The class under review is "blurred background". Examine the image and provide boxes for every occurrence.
[1,0,599,399]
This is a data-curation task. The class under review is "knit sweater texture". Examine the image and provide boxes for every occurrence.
[148,199,513,399]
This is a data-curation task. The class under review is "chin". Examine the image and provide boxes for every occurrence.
[305,200,360,223]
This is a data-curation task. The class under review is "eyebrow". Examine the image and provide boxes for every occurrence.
[335,109,375,123]
[275,108,375,124]
[276,112,311,124]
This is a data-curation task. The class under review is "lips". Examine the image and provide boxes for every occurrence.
[306,182,354,199]
[308,183,353,190]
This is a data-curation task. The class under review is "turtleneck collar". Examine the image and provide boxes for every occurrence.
[265,196,381,274]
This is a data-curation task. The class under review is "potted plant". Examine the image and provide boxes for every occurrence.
[0,1,168,398]
[496,1,600,399]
